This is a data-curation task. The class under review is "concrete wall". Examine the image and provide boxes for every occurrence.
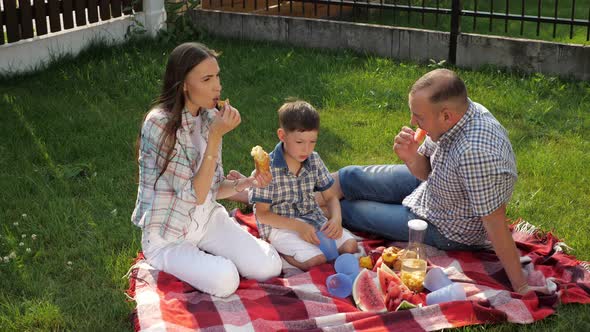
[192,9,590,81]
[192,10,449,64]
[456,34,590,80]
[0,0,166,75]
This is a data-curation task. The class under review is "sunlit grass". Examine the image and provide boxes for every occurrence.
[0,34,588,331]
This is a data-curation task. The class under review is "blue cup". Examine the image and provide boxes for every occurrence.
[317,231,339,261]
[335,253,360,281]
[424,267,453,292]
[426,283,466,305]
[326,273,353,298]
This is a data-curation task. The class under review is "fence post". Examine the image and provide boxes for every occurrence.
[449,0,461,64]
[143,0,167,36]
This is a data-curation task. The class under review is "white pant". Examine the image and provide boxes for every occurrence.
[269,227,356,263]
[142,208,282,297]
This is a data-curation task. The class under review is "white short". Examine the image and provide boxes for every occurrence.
[268,225,356,263]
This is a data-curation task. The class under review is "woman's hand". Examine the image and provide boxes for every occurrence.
[226,169,272,192]
[226,170,245,181]
[211,102,241,138]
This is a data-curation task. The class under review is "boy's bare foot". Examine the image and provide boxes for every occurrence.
[338,239,359,255]
[282,254,326,271]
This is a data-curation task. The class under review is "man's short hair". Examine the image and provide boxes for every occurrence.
[410,69,467,103]
[278,101,320,132]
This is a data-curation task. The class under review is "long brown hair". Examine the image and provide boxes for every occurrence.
[138,42,219,187]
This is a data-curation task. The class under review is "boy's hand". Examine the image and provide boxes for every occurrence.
[321,218,343,239]
[297,221,320,245]
[250,169,272,188]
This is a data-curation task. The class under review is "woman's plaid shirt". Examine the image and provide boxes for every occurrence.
[131,107,224,241]
[403,101,517,246]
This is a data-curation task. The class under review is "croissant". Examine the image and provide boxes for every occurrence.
[251,145,271,174]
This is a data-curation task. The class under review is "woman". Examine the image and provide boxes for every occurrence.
[131,42,282,297]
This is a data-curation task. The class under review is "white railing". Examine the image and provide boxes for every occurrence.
[0,0,166,75]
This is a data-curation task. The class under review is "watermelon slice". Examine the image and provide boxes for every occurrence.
[378,267,398,297]
[378,265,410,295]
[396,300,418,311]
[414,128,427,142]
[379,263,396,278]
[352,269,387,312]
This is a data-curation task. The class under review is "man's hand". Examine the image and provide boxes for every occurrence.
[393,126,431,181]
[393,126,421,163]
[482,205,529,294]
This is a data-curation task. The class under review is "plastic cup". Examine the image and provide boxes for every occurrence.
[326,273,353,298]
[424,267,453,292]
[426,283,466,305]
[317,231,339,261]
[335,253,360,281]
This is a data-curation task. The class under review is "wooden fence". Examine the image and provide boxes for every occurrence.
[0,0,143,44]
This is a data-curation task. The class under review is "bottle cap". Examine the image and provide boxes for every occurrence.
[408,219,428,231]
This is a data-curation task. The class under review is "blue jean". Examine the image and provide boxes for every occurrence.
[338,165,480,251]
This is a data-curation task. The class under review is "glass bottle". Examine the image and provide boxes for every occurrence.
[400,219,428,292]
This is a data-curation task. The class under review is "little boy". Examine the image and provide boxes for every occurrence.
[250,101,358,271]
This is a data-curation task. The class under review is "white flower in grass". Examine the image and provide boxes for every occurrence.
[111,209,118,216]
[8,251,16,259]
[13,222,19,226]
[26,248,31,253]
[3,256,9,263]
[19,242,24,247]
[22,234,27,238]
[21,214,27,218]
[31,234,37,240]
[67,261,73,266]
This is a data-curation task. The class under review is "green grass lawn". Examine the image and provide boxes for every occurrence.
[344,0,590,45]
[0,34,589,331]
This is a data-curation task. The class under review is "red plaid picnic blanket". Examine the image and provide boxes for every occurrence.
[127,211,590,331]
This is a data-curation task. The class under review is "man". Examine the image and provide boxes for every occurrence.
[329,69,530,294]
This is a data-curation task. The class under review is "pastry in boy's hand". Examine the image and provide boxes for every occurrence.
[251,145,271,174]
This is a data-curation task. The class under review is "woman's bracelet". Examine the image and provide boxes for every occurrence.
[233,179,245,193]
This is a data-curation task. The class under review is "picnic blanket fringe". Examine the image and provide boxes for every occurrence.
[512,219,589,273]
[513,219,539,235]
[512,219,577,254]
[124,253,146,301]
